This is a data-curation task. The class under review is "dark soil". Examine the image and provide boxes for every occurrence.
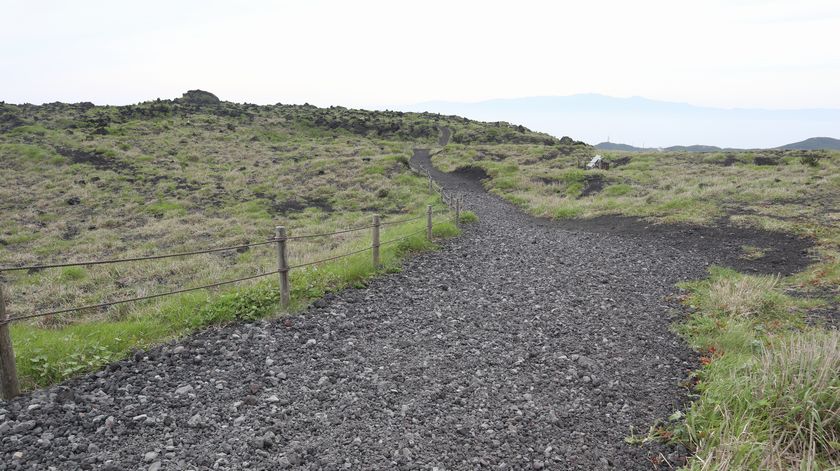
[720,155,739,166]
[444,155,813,276]
[550,216,812,276]
[789,287,840,329]
[56,147,135,173]
[255,195,335,215]
[580,175,605,197]
[609,156,632,167]
[753,156,779,166]
[805,307,840,330]
[450,165,489,182]
[533,176,557,185]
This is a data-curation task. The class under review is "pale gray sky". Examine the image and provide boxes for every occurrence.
[2,0,840,110]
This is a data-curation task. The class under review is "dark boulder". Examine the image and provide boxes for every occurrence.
[754,155,779,166]
[179,90,220,105]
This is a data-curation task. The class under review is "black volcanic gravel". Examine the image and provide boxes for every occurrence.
[3,148,808,470]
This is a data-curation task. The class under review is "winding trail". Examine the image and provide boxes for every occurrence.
[0,149,719,470]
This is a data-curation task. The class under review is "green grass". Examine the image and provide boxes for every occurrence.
[11,217,460,389]
[58,266,87,282]
[8,124,49,136]
[554,206,584,219]
[3,96,527,391]
[560,168,587,184]
[603,183,633,197]
[0,143,65,165]
[673,268,839,470]
[459,210,479,224]
[144,200,188,217]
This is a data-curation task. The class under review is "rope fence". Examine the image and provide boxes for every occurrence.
[0,169,466,398]
[2,270,280,324]
[411,161,461,212]
[285,223,376,240]
[0,239,278,273]
[379,214,427,226]
[0,224,450,326]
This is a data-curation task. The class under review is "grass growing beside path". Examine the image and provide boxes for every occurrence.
[10,215,466,389]
[433,145,839,469]
[3,96,514,392]
[675,268,839,470]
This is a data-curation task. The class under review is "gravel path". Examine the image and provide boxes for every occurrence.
[0,149,712,470]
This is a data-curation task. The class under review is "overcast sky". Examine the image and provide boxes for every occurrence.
[2,0,839,110]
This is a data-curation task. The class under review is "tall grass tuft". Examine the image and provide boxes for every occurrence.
[705,272,782,319]
[760,332,839,470]
[684,330,840,470]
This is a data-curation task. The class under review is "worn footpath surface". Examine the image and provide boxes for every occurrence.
[3,148,806,470]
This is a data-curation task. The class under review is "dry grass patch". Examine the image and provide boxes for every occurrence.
[705,273,782,319]
[683,330,840,471]
[677,267,839,470]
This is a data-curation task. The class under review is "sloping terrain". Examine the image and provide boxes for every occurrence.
[0,92,568,389]
[777,136,840,150]
[3,93,836,469]
[0,148,715,470]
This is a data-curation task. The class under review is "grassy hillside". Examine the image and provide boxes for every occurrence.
[433,145,840,469]
[0,91,560,388]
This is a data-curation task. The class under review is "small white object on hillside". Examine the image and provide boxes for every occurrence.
[586,155,603,169]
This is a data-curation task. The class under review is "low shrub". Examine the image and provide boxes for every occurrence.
[800,154,821,167]
[459,210,478,224]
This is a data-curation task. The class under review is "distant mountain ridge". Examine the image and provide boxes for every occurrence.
[399,94,840,149]
[594,136,840,152]
[776,137,840,150]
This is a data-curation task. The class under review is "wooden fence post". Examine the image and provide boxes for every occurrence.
[275,226,290,309]
[455,197,461,227]
[0,283,20,399]
[372,215,381,269]
[426,205,433,240]
[428,175,433,192]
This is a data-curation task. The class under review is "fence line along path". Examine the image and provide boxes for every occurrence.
[0,194,464,399]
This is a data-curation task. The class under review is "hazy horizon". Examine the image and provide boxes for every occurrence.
[397,94,840,148]
[3,0,840,146]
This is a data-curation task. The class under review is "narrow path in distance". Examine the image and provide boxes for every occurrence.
[2,149,713,470]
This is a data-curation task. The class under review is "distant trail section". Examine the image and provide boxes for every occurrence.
[434,154,813,276]
[438,126,452,146]
[2,149,719,469]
